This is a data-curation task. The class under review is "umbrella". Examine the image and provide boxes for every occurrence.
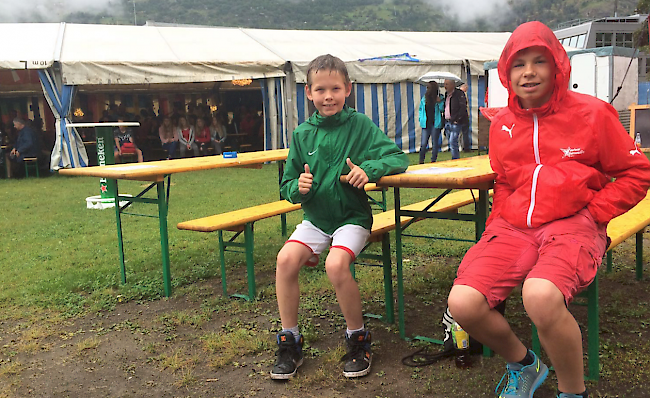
[417,71,462,85]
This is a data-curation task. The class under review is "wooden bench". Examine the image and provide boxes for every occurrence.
[23,157,39,177]
[178,200,302,300]
[177,183,387,300]
[355,189,493,324]
[526,191,650,381]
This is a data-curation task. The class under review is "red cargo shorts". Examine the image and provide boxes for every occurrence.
[454,208,608,307]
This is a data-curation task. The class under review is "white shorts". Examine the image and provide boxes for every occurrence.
[286,220,370,267]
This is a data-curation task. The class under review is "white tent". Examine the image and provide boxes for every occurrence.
[0,22,511,162]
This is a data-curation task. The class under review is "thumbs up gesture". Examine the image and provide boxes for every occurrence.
[346,158,368,189]
[299,164,313,195]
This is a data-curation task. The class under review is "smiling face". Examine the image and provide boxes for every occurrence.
[305,69,351,117]
[509,46,556,109]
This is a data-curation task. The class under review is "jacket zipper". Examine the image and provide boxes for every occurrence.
[527,114,542,228]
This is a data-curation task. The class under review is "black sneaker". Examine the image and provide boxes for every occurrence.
[270,332,304,380]
[341,330,372,378]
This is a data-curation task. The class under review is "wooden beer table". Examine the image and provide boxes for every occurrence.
[375,155,496,340]
[59,149,289,297]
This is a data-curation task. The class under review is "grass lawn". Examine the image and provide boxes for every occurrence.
[0,151,648,397]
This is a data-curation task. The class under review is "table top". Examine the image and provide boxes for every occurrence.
[58,148,289,182]
[376,155,496,190]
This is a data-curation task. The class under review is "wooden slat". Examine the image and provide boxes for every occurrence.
[369,189,493,239]
[178,200,301,232]
[607,191,650,249]
[376,156,496,190]
[59,148,289,181]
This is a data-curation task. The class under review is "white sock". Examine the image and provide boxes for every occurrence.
[346,325,365,338]
[282,325,300,342]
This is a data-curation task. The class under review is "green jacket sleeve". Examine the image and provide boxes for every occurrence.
[357,119,409,182]
[280,131,317,204]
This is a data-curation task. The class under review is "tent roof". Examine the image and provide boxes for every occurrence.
[0,23,61,70]
[0,22,512,85]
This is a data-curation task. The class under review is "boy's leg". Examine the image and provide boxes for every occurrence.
[271,241,314,380]
[449,216,549,397]
[327,224,372,378]
[448,285,527,363]
[276,242,314,329]
[523,278,585,395]
[136,148,143,163]
[522,208,607,395]
[325,248,363,329]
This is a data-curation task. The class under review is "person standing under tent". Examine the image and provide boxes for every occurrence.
[443,79,468,159]
[459,83,472,152]
[418,81,445,163]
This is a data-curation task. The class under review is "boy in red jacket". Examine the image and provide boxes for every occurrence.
[448,22,650,398]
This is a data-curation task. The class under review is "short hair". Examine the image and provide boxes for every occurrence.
[13,117,26,126]
[306,54,350,87]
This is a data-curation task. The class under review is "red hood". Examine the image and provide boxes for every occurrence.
[497,21,571,117]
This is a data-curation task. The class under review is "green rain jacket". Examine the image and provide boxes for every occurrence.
[281,106,409,234]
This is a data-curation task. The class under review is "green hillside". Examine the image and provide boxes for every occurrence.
[61,0,639,32]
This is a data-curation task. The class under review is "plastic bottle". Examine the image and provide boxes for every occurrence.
[452,321,472,368]
[635,132,642,148]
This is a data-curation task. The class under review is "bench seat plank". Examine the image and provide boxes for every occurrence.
[606,191,650,249]
[177,200,301,232]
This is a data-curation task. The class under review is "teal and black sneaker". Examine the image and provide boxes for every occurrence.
[270,332,303,380]
[341,330,372,378]
[557,393,587,398]
[495,350,548,398]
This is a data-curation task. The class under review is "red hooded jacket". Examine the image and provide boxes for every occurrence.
[487,21,650,229]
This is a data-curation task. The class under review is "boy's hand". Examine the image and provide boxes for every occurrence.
[346,158,368,189]
[299,164,313,195]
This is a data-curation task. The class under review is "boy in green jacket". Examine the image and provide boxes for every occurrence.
[271,54,408,380]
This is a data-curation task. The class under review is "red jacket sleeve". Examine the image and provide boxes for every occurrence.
[587,104,650,224]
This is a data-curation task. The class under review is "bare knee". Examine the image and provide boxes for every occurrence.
[325,253,353,288]
[522,278,566,329]
[448,285,489,325]
[276,245,308,278]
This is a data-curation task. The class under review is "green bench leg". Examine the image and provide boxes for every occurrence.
[606,230,644,280]
[157,182,172,298]
[353,232,394,324]
[24,159,39,177]
[218,224,256,301]
[218,230,228,296]
[586,275,599,381]
[636,231,644,280]
[112,180,127,285]
[381,233,394,324]
[606,250,613,273]
[244,222,256,300]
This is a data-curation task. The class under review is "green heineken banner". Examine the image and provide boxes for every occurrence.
[95,126,116,198]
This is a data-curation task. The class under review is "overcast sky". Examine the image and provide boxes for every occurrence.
[0,0,122,22]
[426,0,514,24]
[0,0,514,25]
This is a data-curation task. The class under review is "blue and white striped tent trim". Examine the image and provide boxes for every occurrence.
[38,69,88,170]
[265,77,483,153]
[292,81,429,154]
[261,77,288,151]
